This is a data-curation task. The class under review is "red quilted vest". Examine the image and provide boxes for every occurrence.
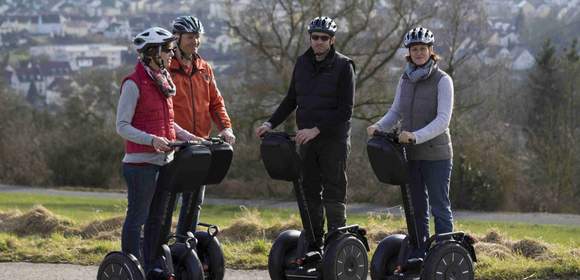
[121,62,176,154]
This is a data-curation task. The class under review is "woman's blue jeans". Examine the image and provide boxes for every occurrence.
[408,159,453,258]
[121,163,160,262]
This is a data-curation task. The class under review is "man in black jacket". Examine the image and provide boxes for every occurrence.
[256,16,355,253]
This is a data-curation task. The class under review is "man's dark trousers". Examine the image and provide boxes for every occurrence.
[299,136,350,250]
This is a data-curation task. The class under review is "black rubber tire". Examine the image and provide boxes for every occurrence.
[194,231,225,280]
[171,242,205,280]
[322,235,368,280]
[268,230,301,280]
[422,242,475,280]
[370,234,405,280]
[97,251,146,280]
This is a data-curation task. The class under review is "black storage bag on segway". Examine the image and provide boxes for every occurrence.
[260,132,300,182]
[367,134,410,185]
[160,144,212,192]
[203,138,233,185]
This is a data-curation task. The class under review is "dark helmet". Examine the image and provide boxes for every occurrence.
[133,27,176,53]
[172,15,204,34]
[308,16,337,36]
[403,26,435,48]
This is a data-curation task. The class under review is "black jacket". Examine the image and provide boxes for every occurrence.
[268,46,355,140]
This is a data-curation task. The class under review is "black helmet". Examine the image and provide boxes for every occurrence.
[403,26,435,48]
[172,16,204,34]
[308,16,337,36]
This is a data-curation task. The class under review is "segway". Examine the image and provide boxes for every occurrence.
[97,138,232,280]
[261,132,369,280]
[366,131,476,280]
[177,137,232,280]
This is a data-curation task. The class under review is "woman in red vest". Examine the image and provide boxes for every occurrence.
[115,26,200,263]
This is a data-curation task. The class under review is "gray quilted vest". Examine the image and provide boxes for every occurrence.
[399,66,453,160]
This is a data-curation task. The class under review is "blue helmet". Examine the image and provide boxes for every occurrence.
[403,26,435,48]
[308,16,337,36]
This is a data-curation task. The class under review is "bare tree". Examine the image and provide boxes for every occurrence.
[434,0,489,78]
[224,0,435,126]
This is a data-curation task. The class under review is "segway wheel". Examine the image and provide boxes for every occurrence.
[97,251,145,280]
[370,234,405,280]
[422,242,475,280]
[268,230,301,280]
[195,231,225,280]
[171,242,205,280]
[323,235,368,280]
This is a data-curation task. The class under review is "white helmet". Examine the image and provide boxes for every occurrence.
[308,16,338,36]
[403,26,435,48]
[133,27,176,52]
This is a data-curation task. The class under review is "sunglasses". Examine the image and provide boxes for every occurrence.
[161,46,176,53]
[311,35,331,41]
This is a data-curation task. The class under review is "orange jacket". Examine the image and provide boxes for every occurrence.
[169,56,232,138]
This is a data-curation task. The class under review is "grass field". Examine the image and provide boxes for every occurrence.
[1,192,579,279]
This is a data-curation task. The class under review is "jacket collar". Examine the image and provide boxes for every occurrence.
[169,53,206,74]
[304,46,337,68]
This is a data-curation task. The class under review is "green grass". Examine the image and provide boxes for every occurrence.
[0,193,126,221]
[1,192,580,279]
[3,192,580,246]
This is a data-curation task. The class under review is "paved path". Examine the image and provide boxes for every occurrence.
[2,184,580,226]
[0,262,269,280]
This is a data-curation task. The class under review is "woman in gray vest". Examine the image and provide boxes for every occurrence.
[367,27,454,260]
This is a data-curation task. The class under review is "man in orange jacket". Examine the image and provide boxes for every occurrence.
[169,15,235,238]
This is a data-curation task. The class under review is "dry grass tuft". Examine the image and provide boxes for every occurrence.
[474,242,515,260]
[0,205,73,236]
[512,238,549,259]
[80,216,125,239]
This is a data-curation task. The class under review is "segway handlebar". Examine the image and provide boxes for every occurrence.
[260,131,296,140]
[373,130,400,143]
[169,136,228,149]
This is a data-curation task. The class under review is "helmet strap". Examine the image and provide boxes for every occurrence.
[155,45,165,70]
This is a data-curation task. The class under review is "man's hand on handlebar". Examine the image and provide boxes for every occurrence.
[218,128,236,145]
[255,122,272,138]
[295,127,320,144]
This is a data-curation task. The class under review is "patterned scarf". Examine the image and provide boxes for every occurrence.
[142,62,176,97]
[405,59,435,83]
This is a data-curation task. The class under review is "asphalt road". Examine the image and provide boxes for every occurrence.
[0,262,270,280]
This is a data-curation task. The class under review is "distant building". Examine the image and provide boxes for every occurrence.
[0,14,63,36]
[29,44,128,70]
[5,60,72,102]
[36,14,64,36]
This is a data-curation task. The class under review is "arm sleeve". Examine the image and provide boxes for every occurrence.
[412,75,454,144]
[174,122,196,141]
[267,66,298,129]
[315,61,355,134]
[207,66,232,131]
[116,80,155,146]
[375,79,403,131]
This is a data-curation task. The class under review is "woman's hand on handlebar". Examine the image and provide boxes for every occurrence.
[187,134,205,142]
[152,136,172,152]
[398,131,416,144]
[367,124,380,137]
